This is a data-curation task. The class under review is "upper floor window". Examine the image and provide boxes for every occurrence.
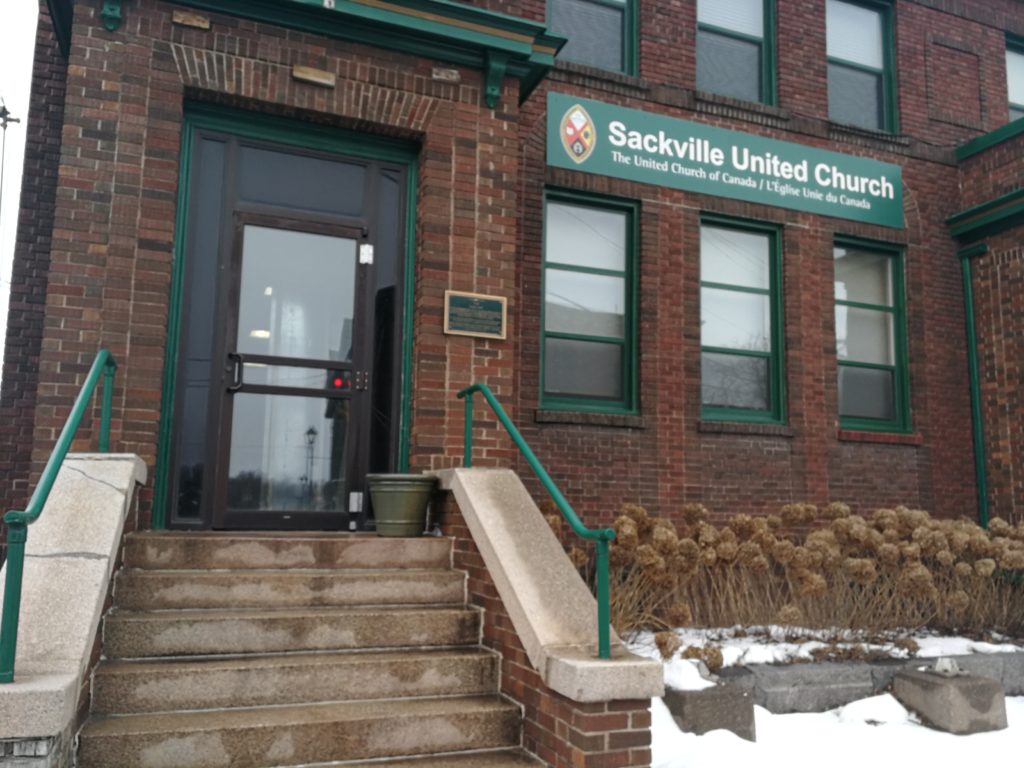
[697,0,775,104]
[549,0,634,74]
[542,193,637,412]
[826,0,896,132]
[700,218,784,423]
[834,240,909,432]
[1007,40,1024,122]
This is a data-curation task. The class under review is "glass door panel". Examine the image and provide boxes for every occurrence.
[227,393,350,514]
[219,224,365,528]
[237,226,357,361]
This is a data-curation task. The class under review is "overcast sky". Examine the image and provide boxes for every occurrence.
[0,3,40,371]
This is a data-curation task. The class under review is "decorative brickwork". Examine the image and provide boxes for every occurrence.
[438,493,652,768]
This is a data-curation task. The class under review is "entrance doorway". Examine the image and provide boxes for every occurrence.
[165,125,409,530]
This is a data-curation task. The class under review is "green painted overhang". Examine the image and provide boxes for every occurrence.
[49,1,565,106]
[947,187,1024,243]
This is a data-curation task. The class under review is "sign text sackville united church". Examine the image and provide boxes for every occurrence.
[547,93,904,229]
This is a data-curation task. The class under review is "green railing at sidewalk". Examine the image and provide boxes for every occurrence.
[0,349,116,683]
[457,383,616,659]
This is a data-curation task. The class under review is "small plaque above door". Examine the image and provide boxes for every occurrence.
[444,290,507,340]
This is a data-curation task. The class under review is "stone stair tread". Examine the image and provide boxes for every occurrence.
[81,694,517,736]
[122,532,452,570]
[326,750,545,767]
[113,568,465,609]
[108,604,475,621]
[95,647,494,676]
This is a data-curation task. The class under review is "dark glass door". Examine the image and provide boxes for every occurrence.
[214,223,369,529]
[167,130,408,530]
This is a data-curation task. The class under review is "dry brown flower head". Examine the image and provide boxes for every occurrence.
[681,644,724,673]
[681,503,709,525]
[974,558,997,578]
[664,602,693,627]
[655,631,683,660]
[776,603,804,624]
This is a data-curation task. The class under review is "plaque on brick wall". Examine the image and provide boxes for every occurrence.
[444,291,507,340]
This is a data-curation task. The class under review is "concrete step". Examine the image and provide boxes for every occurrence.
[78,695,521,768]
[113,568,465,610]
[328,751,546,767]
[91,648,498,714]
[103,606,481,659]
[122,532,451,571]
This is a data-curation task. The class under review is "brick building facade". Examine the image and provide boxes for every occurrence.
[3,0,1024,533]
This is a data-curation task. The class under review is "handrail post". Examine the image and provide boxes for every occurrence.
[463,392,474,468]
[595,537,611,659]
[457,382,615,660]
[100,358,116,453]
[0,522,28,683]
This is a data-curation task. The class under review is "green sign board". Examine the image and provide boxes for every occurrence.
[547,93,904,229]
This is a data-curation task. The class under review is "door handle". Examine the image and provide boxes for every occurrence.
[227,353,244,392]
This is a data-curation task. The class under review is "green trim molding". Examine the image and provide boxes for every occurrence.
[48,1,565,107]
[959,244,990,527]
[955,119,1024,161]
[947,187,1024,242]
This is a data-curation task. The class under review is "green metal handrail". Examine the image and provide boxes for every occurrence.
[0,349,116,683]
[457,383,616,659]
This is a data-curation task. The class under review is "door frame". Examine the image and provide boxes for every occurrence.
[153,103,419,529]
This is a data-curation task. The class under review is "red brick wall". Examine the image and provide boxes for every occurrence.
[0,4,67,521]
[969,233,1024,524]
[7,0,1023,528]
[23,0,527,524]
[498,0,1021,524]
[438,493,653,768]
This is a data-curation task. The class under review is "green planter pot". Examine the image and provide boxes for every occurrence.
[366,474,437,537]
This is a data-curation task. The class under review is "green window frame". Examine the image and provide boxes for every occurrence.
[548,0,637,75]
[826,0,898,133]
[696,0,777,105]
[834,238,910,433]
[699,216,785,424]
[541,191,638,413]
[1006,36,1024,122]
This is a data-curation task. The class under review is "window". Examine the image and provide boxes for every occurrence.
[1006,40,1024,122]
[834,240,909,432]
[542,194,636,412]
[697,0,775,104]
[700,219,784,422]
[826,0,896,132]
[549,0,634,74]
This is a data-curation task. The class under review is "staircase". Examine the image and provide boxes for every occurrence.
[77,532,544,768]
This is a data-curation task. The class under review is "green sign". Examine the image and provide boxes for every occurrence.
[547,93,904,229]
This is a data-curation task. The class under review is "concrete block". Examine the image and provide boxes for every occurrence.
[948,654,1005,682]
[893,670,1007,734]
[437,468,663,703]
[999,652,1024,695]
[749,662,874,713]
[663,684,756,741]
[869,660,908,693]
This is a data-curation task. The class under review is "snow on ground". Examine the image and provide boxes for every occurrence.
[650,694,1024,768]
[628,628,1024,766]
[630,625,1024,672]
